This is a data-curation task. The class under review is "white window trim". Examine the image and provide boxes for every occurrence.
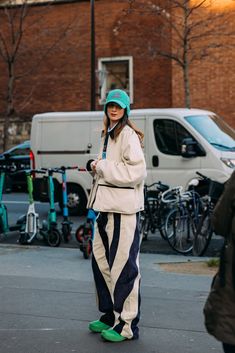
[97,56,133,105]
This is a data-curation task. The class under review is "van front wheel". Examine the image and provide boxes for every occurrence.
[59,184,87,216]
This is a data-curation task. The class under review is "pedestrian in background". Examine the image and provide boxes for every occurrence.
[204,171,235,353]
[87,89,146,342]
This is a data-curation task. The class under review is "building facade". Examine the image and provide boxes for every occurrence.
[0,0,234,149]
[0,0,172,117]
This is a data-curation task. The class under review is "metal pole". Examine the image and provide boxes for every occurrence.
[90,0,96,111]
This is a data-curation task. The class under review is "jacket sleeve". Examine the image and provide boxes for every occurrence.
[212,171,235,238]
[95,130,147,187]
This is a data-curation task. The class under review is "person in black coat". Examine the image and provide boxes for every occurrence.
[204,171,235,353]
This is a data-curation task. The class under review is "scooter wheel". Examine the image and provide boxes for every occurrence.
[19,233,29,245]
[83,239,92,259]
[75,225,84,245]
[47,229,61,247]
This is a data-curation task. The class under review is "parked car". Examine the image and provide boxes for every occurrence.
[0,141,30,192]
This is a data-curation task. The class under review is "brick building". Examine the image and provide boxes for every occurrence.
[0,0,234,149]
[0,0,171,117]
[172,0,235,128]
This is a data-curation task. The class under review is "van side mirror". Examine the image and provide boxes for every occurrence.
[181,138,205,158]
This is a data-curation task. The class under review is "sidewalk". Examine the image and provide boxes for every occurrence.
[0,244,222,353]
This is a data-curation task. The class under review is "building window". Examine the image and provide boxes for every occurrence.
[97,56,133,104]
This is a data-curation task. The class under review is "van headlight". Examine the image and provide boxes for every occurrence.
[221,158,235,168]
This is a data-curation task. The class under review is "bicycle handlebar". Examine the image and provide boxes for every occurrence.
[196,171,210,181]
[161,185,184,203]
[144,181,169,190]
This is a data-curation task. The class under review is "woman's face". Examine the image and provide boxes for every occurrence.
[107,102,124,127]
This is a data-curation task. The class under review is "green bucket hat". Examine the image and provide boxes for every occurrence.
[104,89,130,116]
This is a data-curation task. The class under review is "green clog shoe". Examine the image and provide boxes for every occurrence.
[101,329,127,342]
[89,320,111,333]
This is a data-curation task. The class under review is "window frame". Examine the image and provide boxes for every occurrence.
[153,118,198,156]
[97,56,133,105]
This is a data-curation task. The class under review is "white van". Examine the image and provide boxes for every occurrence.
[30,108,235,215]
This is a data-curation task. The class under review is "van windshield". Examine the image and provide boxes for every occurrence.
[185,114,235,151]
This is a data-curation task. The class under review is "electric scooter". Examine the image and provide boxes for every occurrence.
[53,166,78,243]
[18,169,46,245]
[39,168,61,247]
[0,165,26,239]
[75,208,97,259]
[74,164,97,259]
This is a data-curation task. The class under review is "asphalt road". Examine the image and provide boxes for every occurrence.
[0,246,222,353]
[0,193,223,353]
[1,192,223,257]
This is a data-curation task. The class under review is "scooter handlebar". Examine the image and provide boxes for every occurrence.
[44,166,82,174]
[28,169,47,175]
[59,166,81,172]
[77,167,87,172]
[0,164,17,173]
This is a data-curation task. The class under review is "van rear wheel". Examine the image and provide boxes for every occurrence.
[60,183,87,216]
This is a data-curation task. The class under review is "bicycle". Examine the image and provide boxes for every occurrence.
[75,165,97,259]
[192,172,225,256]
[162,180,203,254]
[139,181,170,241]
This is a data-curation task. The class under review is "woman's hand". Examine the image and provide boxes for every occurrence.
[91,159,99,173]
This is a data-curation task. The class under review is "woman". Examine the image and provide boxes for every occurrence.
[204,171,235,353]
[87,89,146,342]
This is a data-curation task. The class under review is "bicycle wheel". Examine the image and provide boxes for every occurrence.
[157,199,172,240]
[193,212,213,256]
[165,207,194,254]
[47,229,61,247]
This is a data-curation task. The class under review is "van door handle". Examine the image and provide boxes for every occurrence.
[152,155,159,167]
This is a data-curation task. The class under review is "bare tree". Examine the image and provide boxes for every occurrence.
[122,0,235,108]
[0,0,77,150]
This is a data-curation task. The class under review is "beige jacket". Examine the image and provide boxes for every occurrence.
[87,125,147,214]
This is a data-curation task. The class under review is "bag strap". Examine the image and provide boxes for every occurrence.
[102,133,109,159]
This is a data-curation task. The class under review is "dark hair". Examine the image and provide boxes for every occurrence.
[102,109,144,147]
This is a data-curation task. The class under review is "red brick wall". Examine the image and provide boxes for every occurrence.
[0,0,234,131]
[0,0,172,119]
[172,1,235,129]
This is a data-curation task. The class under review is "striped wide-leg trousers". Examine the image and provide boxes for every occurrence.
[91,212,141,339]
